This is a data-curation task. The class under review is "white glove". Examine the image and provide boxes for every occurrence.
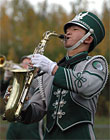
[31,54,57,75]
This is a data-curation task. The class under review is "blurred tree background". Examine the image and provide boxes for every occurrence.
[0,0,110,117]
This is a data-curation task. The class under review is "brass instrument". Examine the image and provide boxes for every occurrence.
[2,68,29,121]
[0,55,6,67]
[1,55,29,121]
[0,55,22,70]
[2,31,64,122]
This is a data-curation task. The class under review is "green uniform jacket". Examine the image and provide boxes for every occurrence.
[22,52,108,139]
[45,51,108,132]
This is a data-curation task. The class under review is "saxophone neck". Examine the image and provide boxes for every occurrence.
[43,31,65,39]
[33,31,65,54]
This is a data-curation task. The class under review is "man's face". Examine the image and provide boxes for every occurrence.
[21,58,31,69]
[64,25,86,48]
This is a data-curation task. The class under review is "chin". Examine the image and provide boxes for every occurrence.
[64,45,71,49]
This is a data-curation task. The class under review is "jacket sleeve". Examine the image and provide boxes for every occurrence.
[53,55,108,99]
[21,89,47,124]
[21,74,53,124]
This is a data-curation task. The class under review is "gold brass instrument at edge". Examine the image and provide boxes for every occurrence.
[0,55,6,67]
[0,55,22,70]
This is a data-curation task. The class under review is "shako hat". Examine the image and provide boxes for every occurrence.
[20,55,32,62]
[64,11,105,52]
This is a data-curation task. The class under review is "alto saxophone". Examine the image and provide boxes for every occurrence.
[2,31,64,122]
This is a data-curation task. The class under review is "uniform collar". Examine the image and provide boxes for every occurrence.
[58,51,88,67]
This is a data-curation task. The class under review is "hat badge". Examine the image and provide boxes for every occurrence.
[72,12,88,21]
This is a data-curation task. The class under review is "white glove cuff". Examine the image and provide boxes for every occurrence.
[49,62,57,75]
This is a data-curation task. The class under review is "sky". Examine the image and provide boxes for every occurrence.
[0,0,109,15]
[25,0,109,15]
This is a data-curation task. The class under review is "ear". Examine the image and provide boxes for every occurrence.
[84,36,93,44]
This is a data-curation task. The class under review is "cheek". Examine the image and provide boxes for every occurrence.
[64,39,74,48]
[72,33,85,43]
[64,32,85,47]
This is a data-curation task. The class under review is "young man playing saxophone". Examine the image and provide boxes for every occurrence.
[21,11,108,139]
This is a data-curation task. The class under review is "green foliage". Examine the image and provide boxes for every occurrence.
[95,115,109,124]
[96,95,110,117]
[94,116,110,139]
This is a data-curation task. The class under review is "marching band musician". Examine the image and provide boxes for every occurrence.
[21,11,108,139]
[0,56,44,140]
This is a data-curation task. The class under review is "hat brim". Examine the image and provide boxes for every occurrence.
[64,21,88,33]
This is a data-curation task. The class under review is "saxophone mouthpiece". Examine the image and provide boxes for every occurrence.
[58,34,65,39]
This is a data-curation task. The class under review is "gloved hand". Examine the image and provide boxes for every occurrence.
[4,70,13,81]
[31,54,57,75]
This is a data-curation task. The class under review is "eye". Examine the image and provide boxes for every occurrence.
[73,28,78,30]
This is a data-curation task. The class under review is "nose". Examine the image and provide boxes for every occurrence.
[66,29,71,36]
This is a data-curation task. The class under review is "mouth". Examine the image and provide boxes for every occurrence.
[64,35,70,41]
[65,36,70,41]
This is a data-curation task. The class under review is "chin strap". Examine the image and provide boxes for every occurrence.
[66,28,94,51]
